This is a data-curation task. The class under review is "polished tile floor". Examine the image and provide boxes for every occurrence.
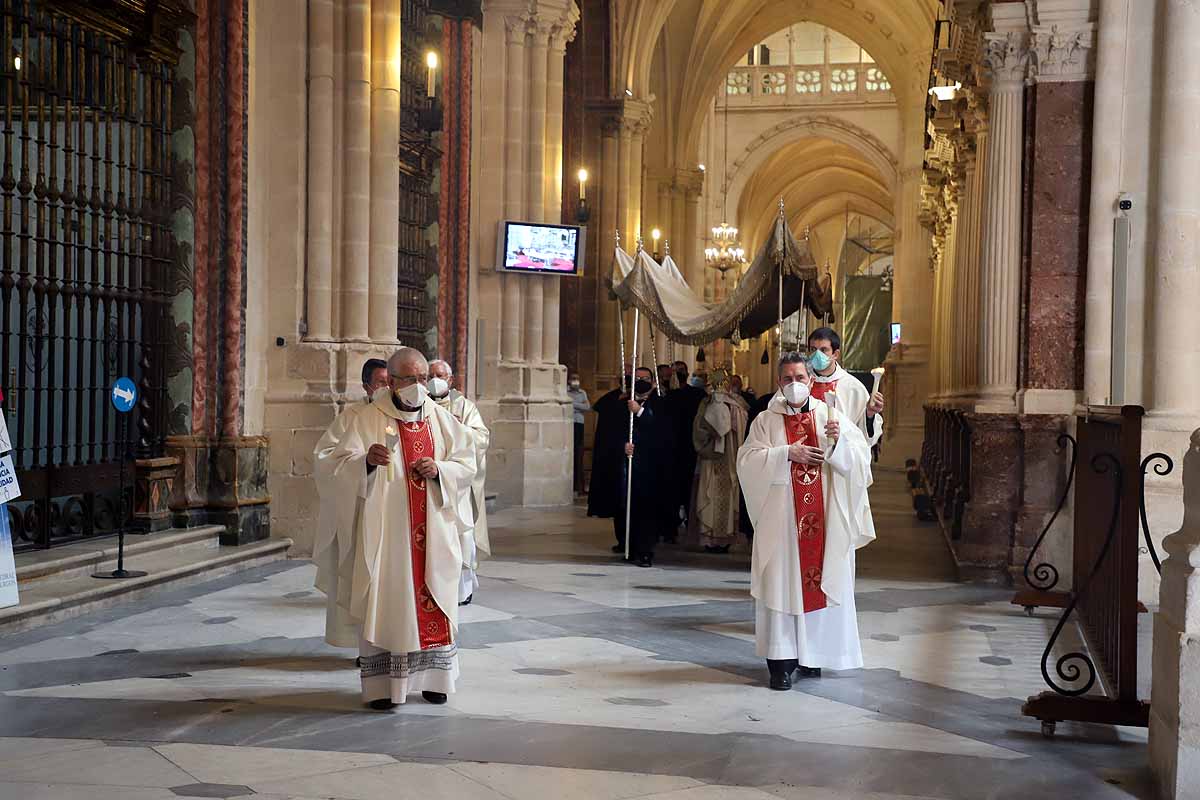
[0,474,1153,799]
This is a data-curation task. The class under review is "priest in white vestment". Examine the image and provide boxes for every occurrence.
[314,348,477,709]
[737,351,876,691]
[691,369,749,553]
[429,359,491,605]
[807,327,884,447]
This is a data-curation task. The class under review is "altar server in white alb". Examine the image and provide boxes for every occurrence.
[737,351,876,690]
[313,347,477,709]
[428,359,490,605]
[806,327,884,447]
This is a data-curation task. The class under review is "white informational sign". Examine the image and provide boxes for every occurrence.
[0,504,16,608]
[0,412,10,454]
[0,454,20,505]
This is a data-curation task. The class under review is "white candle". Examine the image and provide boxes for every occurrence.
[825,389,837,412]
[870,367,885,397]
[384,426,398,482]
[425,51,438,98]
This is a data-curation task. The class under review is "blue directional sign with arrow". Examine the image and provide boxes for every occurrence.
[111,377,138,413]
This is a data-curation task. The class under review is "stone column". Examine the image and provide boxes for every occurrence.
[950,144,978,402]
[1150,429,1200,799]
[475,0,578,508]
[500,15,527,364]
[340,0,371,340]
[1144,0,1200,602]
[1084,0,1129,405]
[304,0,335,340]
[596,118,621,388]
[960,120,988,400]
[976,27,1029,414]
[367,0,400,342]
[880,135,933,467]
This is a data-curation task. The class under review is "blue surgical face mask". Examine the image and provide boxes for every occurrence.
[809,350,833,373]
[688,376,704,388]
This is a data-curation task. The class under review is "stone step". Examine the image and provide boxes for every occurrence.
[1,531,294,635]
[16,527,223,586]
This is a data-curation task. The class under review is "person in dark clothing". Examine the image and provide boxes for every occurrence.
[615,367,667,567]
[587,367,633,526]
[668,360,706,531]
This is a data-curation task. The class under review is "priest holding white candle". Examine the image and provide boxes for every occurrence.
[313,347,477,709]
[806,327,884,447]
[737,351,876,690]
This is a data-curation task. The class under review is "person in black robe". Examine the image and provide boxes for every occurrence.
[587,367,633,528]
[616,367,667,567]
[667,360,706,534]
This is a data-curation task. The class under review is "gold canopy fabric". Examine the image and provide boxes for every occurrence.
[610,215,829,346]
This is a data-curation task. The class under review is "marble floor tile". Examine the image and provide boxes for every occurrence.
[0,782,180,800]
[249,760,513,800]
[154,743,396,786]
[760,786,945,800]
[635,786,779,800]
[0,743,197,788]
[449,761,705,799]
[0,735,106,763]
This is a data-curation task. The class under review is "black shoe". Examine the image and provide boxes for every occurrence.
[422,691,448,705]
[798,666,822,678]
[768,670,792,691]
[368,698,398,710]
[637,554,653,568]
[459,594,473,606]
[612,544,624,554]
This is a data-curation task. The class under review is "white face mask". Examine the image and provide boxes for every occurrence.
[429,377,450,399]
[396,382,428,408]
[568,380,581,389]
[782,381,810,406]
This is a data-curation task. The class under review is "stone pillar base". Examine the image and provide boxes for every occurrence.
[134,456,181,533]
[958,413,1022,578]
[1011,415,1072,586]
[1150,429,1200,799]
[479,361,572,508]
[167,435,271,546]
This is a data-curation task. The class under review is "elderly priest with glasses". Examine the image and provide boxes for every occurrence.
[737,351,876,690]
[314,347,478,709]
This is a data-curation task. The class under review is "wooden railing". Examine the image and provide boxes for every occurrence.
[1022,406,1156,736]
[920,405,971,540]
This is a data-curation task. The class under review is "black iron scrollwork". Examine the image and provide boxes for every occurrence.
[1039,452,1122,697]
[1139,453,1172,574]
[1023,433,1077,591]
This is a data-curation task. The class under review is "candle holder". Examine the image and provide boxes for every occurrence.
[575,196,591,224]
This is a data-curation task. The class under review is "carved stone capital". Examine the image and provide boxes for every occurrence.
[983,30,1033,87]
[1030,24,1096,83]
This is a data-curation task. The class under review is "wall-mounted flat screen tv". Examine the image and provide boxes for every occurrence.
[497,221,585,275]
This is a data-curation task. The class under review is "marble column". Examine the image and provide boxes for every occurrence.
[976,29,1029,414]
[960,122,988,400]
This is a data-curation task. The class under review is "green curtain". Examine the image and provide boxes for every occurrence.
[841,274,892,371]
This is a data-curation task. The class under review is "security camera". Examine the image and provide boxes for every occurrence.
[1118,193,1134,212]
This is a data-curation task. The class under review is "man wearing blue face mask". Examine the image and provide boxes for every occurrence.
[807,327,884,448]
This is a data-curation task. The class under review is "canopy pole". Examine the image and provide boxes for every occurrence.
[625,306,640,562]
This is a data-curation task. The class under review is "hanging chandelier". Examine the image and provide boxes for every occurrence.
[705,222,745,273]
[705,84,747,275]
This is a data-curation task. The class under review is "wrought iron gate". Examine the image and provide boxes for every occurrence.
[1,0,175,552]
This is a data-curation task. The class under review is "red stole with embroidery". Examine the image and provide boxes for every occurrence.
[399,419,453,650]
[783,411,828,613]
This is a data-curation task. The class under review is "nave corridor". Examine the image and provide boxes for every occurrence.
[0,475,1152,800]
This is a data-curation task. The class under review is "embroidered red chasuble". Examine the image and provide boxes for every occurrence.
[399,420,453,650]
[783,411,827,613]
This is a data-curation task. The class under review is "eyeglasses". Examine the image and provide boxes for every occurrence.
[390,373,429,386]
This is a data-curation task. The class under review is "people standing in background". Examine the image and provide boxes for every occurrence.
[729,374,756,408]
[691,369,749,553]
[617,367,667,567]
[362,358,388,401]
[567,373,591,497]
[668,360,706,534]
[807,327,884,446]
